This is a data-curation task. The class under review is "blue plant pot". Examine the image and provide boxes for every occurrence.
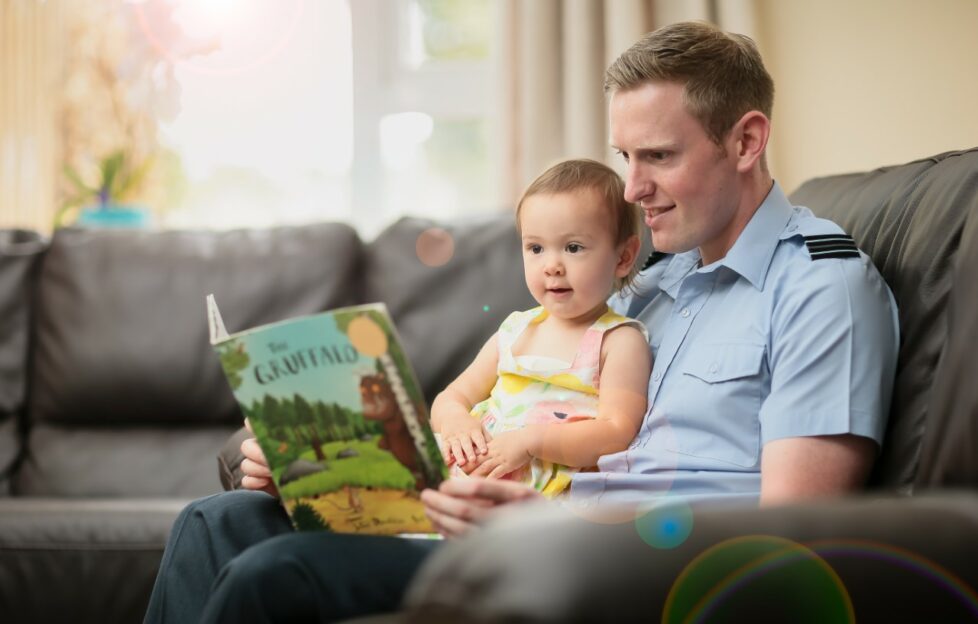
[77,204,151,229]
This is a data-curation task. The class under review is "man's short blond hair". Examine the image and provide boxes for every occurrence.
[604,20,774,146]
[516,159,641,292]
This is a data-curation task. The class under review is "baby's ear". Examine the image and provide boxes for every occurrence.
[616,235,641,276]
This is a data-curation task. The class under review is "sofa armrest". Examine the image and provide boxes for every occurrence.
[402,492,978,622]
[217,426,250,492]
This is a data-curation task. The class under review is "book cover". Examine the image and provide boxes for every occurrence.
[208,296,446,536]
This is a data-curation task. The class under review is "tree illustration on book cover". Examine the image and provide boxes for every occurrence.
[211,302,447,536]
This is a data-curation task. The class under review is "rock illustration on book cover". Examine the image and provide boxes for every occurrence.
[208,296,446,535]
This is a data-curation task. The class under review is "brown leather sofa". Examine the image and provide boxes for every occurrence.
[0,216,535,623]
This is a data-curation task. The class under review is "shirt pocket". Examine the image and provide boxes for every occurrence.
[672,342,766,467]
[683,343,766,384]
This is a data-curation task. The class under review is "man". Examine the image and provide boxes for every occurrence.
[144,21,898,623]
[429,20,897,532]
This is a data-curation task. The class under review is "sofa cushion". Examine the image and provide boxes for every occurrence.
[0,229,46,493]
[14,424,237,497]
[29,224,362,426]
[0,497,185,624]
[789,148,978,491]
[360,216,536,403]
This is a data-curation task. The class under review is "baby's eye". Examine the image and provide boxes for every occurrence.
[566,243,583,253]
[527,244,543,254]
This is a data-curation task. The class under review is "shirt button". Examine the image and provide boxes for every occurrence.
[652,371,662,382]
[709,363,719,374]
[680,307,690,318]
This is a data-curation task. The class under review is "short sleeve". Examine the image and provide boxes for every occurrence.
[758,253,899,446]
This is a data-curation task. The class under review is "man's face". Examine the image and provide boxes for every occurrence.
[610,81,743,265]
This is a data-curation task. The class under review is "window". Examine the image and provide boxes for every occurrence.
[155,0,497,238]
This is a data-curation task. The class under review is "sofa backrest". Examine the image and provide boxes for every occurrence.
[12,215,535,498]
[17,224,362,497]
[789,147,978,493]
[915,192,978,488]
[0,230,47,495]
[360,216,536,403]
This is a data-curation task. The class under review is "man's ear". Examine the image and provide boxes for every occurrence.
[616,235,641,277]
[731,110,770,174]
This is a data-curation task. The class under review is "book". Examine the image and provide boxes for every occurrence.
[207,296,447,536]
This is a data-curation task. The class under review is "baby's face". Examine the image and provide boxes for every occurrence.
[519,188,626,324]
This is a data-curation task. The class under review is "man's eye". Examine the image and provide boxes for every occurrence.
[649,151,669,162]
[617,150,630,163]
[566,243,583,253]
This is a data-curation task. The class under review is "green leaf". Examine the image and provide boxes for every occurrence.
[116,154,155,201]
[63,164,97,197]
[101,151,126,198]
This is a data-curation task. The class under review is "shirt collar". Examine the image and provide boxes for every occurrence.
[658,181,794,296]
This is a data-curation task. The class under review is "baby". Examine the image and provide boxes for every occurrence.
[431,159,651,497]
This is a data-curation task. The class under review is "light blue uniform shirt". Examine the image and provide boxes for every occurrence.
[569,182,899,509]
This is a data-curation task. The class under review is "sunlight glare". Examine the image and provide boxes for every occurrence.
[158,0,354,228]
[172,0,236,39]
[380,112,434,171]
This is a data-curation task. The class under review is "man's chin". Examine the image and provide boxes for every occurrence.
[649,234,677,255]
[649,233,695,257]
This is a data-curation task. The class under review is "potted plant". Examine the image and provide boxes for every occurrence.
[56,149,155,228]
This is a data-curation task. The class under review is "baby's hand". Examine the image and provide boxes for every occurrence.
[438,412,490,467]
[476,430,534,479]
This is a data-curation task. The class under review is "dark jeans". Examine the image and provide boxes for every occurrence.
[143,490,441,623]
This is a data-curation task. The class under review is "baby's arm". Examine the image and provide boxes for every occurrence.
[476,325,650,477]
[430,333,500,468]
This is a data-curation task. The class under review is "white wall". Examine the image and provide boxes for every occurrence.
[755,0,978,193]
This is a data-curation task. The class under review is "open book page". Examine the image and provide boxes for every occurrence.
[206,294,230,344]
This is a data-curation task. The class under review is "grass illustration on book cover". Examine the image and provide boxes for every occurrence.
[207,296,446,536]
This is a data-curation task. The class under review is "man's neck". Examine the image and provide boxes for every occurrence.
[742,169,776,219]
[699,170,775,265]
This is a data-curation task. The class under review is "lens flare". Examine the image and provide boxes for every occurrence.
[664,535,854,624]
[634,499,693,549]
[807,538,978,619]
[132,0,306,76]
[416,227,455,267]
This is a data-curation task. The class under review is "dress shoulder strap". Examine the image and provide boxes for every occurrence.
[591,309,650,341]
[569,309,649,370]
[496,307,546,362]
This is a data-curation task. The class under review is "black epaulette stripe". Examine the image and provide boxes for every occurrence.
[805,239,857,247]
[809,246,858,254]
[804,234,856,242]
[802,233,859,261]
[808,250,861,260]
[806,241,858,251]
[808,247,859,256]
[641,251,668,271]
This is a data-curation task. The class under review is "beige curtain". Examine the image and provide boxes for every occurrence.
[0,1,65,231]
[1,1,180,233]
[494,0,760,205]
